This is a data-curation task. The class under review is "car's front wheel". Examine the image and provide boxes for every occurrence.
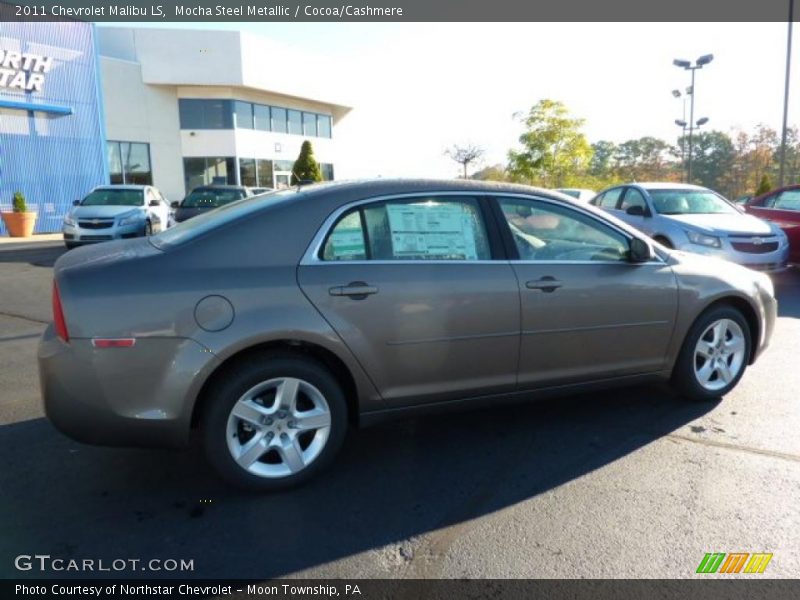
[671,306,751,401]
[201,352,348,491]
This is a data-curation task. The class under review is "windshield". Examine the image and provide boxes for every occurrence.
[81,189,143,207]
[181,188,247,209]
[152,188,292,248]
[647,189,737,215]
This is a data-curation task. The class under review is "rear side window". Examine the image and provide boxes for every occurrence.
[773,190,800,211]
[321,197,491,261]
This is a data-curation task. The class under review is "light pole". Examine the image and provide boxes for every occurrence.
[673,54,714,182]
[673,89,688,180]
[778,0,794,187]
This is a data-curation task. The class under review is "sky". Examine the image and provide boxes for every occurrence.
[101,22,799,180]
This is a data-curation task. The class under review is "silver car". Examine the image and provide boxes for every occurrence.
[39,179,777,490]
[63,185,172,249]
[591,182,789,272]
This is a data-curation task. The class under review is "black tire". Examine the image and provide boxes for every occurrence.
[671,305,751,402]
[144,221,153,236]
[64,242,78,250]
[653,236,673,249]
[201,352,348,491]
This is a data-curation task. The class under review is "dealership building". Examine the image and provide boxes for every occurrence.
[0,21,352,233]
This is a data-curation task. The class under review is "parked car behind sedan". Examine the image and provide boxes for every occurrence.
[743,184,800,265]
[172,185,255,223]
[555,188,596,202]
[40,179,776,491]
[591,182,789,273]
[62,185,171,249]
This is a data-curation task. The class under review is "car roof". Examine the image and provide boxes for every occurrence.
[631,182,709,190]
[92,185,148,191]
[191,185,250,190]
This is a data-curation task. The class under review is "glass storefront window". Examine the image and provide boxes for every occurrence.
[287,110,302,135]
[317,115,332,139]
[254,104,270,131]
[303,112,317,137]
[271,107,287,133]
[183,157,236,193]
[239,158,257,187]
[320,163,334,181]
[234,101,254,129]
[257,159,274,188]
[107,141,152,185]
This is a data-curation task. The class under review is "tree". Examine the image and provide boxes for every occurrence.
[445,144,485,178]
[507,99,593,187]
[471,164,508,181]
[291,140,322,185]
[755,173,773,196]
[686,131,735,194]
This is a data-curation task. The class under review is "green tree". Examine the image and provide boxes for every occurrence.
[507,99,593,187]
[687,131,735,194]
[471,164,508,181]
[589,141,617,178]
[755,173,773,196]
[291,140,322,185]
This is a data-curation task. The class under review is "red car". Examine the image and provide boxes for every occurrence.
[745,184,800,264]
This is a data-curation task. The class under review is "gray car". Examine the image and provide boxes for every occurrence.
[39,179,777,490]
[63,185,172,249]
[591,182,789,272]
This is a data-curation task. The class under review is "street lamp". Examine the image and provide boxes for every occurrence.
[778,0,794,187]
[673,54,714,182]
[672,90,689,180]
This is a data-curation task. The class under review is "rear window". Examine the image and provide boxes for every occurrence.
[181,188,248,208]
[152,189,292,248]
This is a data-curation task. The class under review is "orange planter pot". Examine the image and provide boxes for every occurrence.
[1,212,37,237]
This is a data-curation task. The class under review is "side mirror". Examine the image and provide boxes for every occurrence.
[170,201,180,208]
[629,237,655,263]
[148,200,160,207]
[72,199,81,206]
[625,205,647,217]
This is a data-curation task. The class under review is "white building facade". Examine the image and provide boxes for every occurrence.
[97,27,352,202]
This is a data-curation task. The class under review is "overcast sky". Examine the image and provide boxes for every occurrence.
[101,22,798,179]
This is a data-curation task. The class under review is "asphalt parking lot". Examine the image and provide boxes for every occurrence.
[0,241,799,579]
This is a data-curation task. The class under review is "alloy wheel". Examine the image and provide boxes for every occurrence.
[693,318,746,392]
[225,377,332,478]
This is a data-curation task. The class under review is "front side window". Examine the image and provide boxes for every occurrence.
[620,188,647,211]
[498,197,629,262]
[599,188,622,208]
[321,197,491,261]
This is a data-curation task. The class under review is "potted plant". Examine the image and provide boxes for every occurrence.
[1,191,37,237]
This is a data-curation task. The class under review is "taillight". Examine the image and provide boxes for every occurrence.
[52,281,69,342]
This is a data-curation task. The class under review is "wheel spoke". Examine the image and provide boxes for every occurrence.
[696,340,714,359]
[236,433,268,468]
[717,360,734,384]
[724,335,745,356]
[696,360,714,385]
[712,321,727,345]
[293,408,331,431]
[231,400,269,427]
[276,378,301,411]
[276,436,305,473]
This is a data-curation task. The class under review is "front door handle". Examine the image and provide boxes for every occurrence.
[329,282,379,299]
[526,277,563,293]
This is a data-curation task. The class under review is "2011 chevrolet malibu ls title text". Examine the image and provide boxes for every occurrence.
[38,180,777,490]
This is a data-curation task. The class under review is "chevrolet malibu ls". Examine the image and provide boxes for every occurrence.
[591,183,789,272]
[63,185,172,249]
[39,180,777,490]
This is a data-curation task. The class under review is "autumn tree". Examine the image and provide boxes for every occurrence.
[507,99,593,188]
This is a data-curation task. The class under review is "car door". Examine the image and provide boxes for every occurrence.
[617,187,654,236]
[297,194,521,408]
[493,195,678,388]
[748,189,800,263]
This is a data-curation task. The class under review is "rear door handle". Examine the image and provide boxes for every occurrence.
[329,282,379,298]
[526,277,563,293]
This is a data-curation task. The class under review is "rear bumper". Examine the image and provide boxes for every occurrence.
[38,325,219,448]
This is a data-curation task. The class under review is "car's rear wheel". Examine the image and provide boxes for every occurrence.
[64,242,78,250]
[201,353,348,490]
[144,221,153,236]
[671,306,751,401]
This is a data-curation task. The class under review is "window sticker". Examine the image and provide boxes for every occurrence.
[386,202,479,260]
[328,227,366,258]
